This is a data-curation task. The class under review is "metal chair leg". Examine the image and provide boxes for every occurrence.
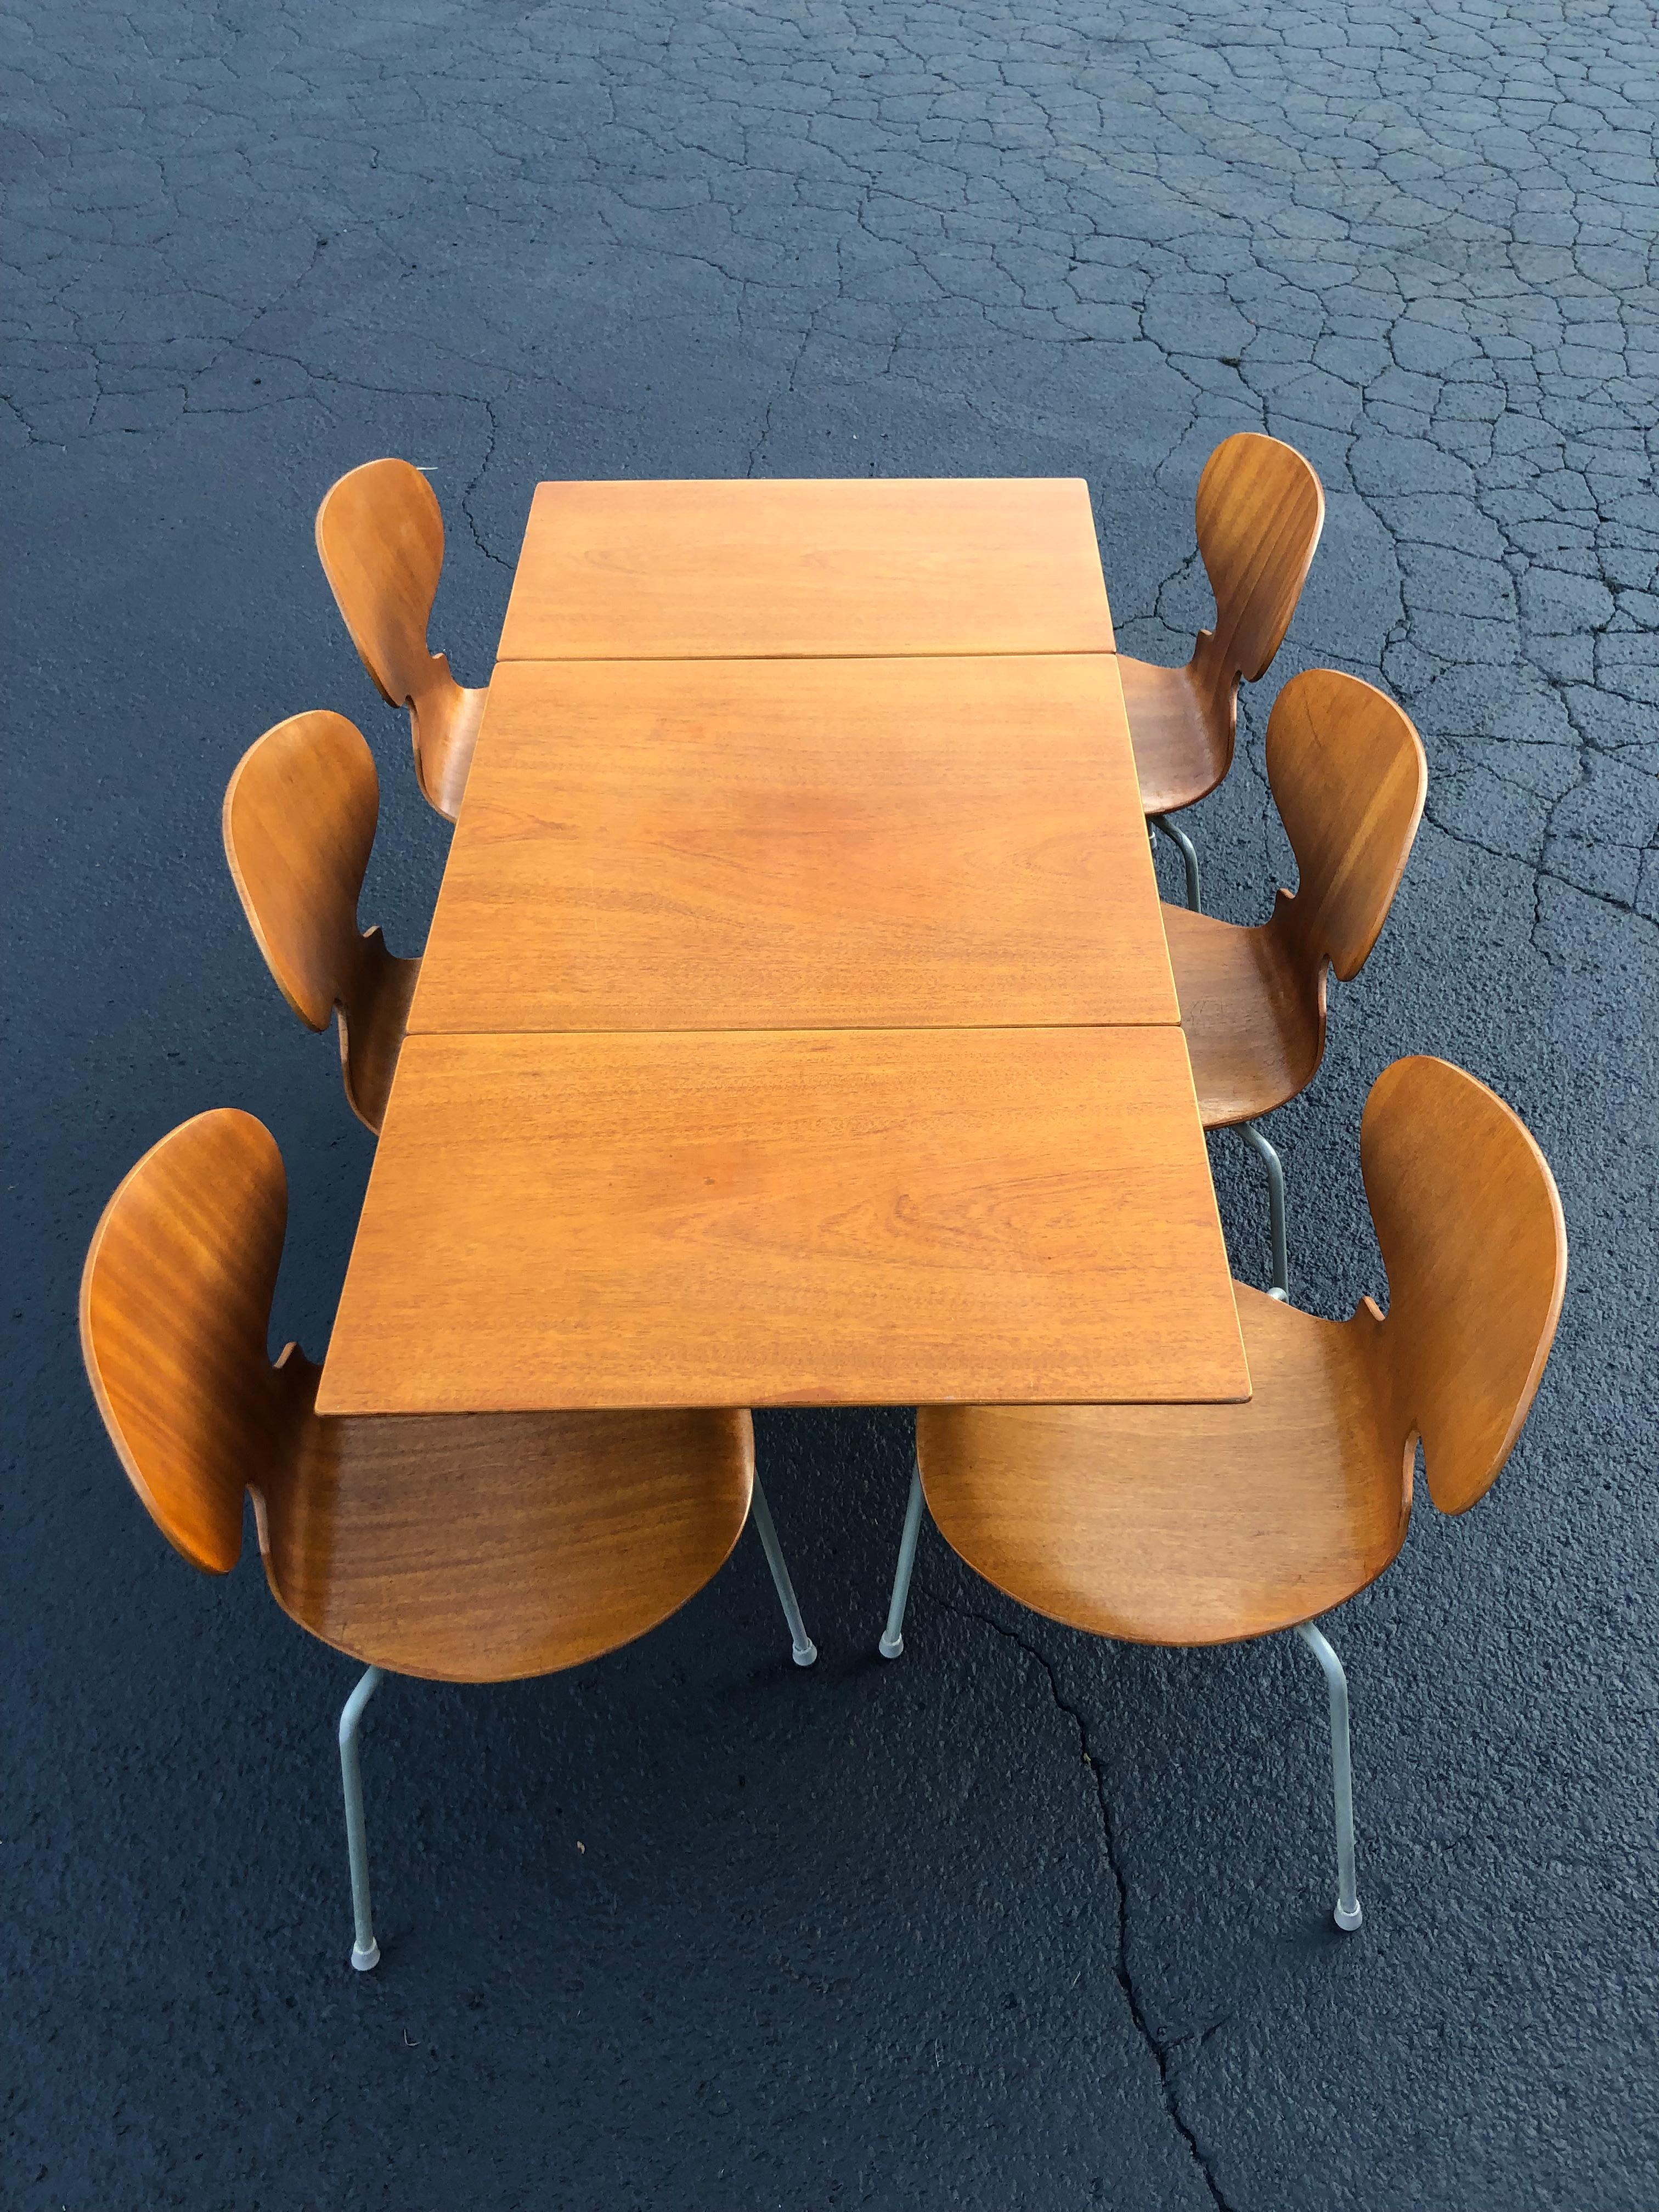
[1295,1622,1362,1931]
[880,1460,926,1658]
[338,1665,386,1971]
[750,1475,817,1667]
[1152,812,1203,911]
[1238,1120,1289,1300]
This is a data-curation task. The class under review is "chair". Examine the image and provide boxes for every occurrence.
[1171,667,1427,1297]
[1121,432,1325,910]
[878,1056,1566,1931]
[80,1110,816,1972]
[314,459,487,821]
[223,711,420,1135]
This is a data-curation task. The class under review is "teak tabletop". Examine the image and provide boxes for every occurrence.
[408,653,1178,1035]
[495,478,1116,662]
[317,1028,1249,1414]
[322,474,1252,1415]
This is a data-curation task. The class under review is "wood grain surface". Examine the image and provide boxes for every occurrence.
[1163,667,1427,1126]
[495,478,1116,662]
[314,458,487,820]
[222,710,422,1132]
[1119,432,1325,816]
[1361,1054,1566,1516]
[317,1026,1249,1414]
[80,1109,297,1575]
[80,1110,757,1683]
[916,1054,1566,1645]
[409,654,1176,1034]
[918,1285,1408,1645]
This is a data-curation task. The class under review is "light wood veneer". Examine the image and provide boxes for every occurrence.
[1120,433,1324,816]
[1165,668,1428,1125]
[315,459,488,821]
[80,1111,755,1682]
[495,478,1116,662]
[917,1057,1566,1646]
[318,1026,1249,1415]
[409,654,1176,1034]
[222,711,421,1133]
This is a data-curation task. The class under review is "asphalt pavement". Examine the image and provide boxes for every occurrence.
[4,1,1656,2204]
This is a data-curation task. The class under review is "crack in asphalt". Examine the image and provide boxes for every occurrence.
[916,1579,1241,2212]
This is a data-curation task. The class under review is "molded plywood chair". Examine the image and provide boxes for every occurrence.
[81,1111,816,1972]
[315,459,487,821]
[223,711,419,1135]
[1172,667,1427,1298]
[879,1057,1566,1930]
[1122,432,1325,910]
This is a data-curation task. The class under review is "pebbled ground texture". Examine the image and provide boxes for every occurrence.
[3,2,1656,2207]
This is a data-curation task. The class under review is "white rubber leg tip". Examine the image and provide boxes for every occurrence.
[878,1631,904,1660]
[1335,1899,1363,1932]
[1268,1286,1290,1302]
[792,1639,818,1667]
[351,1938,381,1971]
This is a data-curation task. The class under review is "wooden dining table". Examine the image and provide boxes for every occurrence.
[318,478,1251,1415]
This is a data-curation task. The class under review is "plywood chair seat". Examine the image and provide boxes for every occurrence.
[881,1056,1567,1933]
[425,680,487,821]
[337,932,422,1133]
[258,1362,751,1684]
[1163,898,1324,1127]
[81,1110,817,1970]
[1119,651,1233,818]
[918,1286,1404,1647]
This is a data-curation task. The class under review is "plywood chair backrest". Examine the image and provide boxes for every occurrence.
[80,1111,298,1574]
[223,712,380,1031]
[315,459,448,711]
[1267,668,1427,981]
[1363,1057,1567,1515]
[1195,433,1325,686]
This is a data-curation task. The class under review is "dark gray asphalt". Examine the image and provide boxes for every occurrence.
[3,2,1656,2206]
